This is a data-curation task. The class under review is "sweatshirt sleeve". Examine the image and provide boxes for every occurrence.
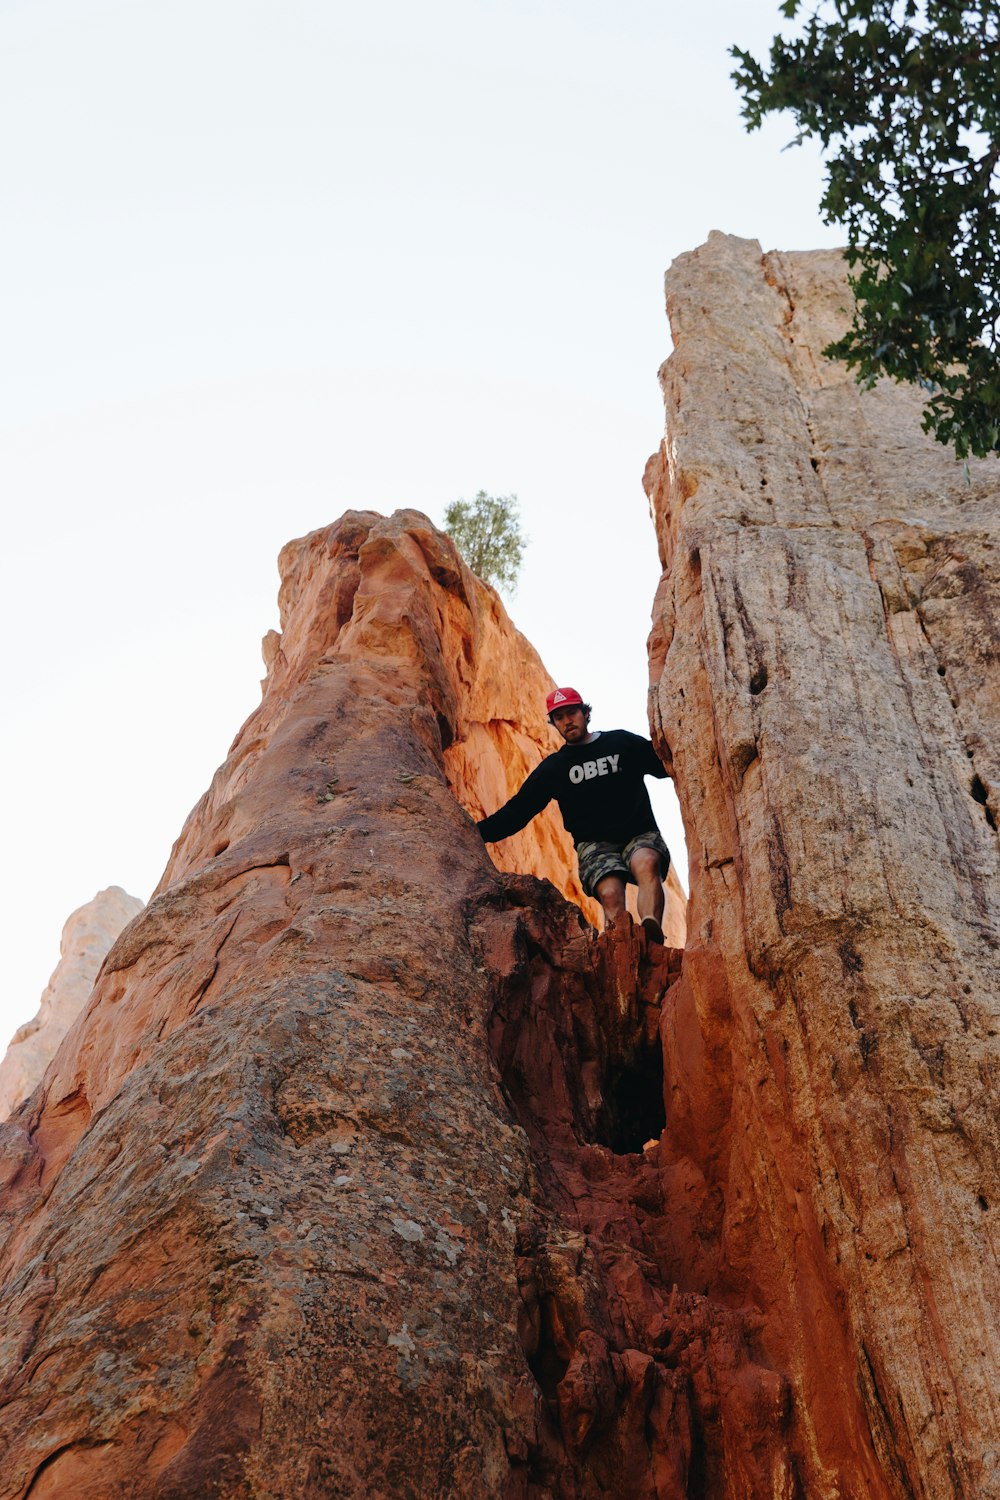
[631,732,670,779]
[478,761,555,842]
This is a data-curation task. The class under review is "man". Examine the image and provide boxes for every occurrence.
[477,687,671,943]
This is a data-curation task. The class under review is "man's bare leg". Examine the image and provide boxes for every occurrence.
[595,874,628,931]
[630,848,665,939]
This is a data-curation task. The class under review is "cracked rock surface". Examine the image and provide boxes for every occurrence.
[0,512,625,1499]
[0,510,695,1499]
[646,232,1000,1498]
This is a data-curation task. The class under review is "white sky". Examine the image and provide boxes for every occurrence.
[2,0,842,1040]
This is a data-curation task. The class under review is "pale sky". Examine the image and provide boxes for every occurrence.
[2,0,842,1040]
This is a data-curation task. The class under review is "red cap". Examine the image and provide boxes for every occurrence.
[545,687,583,715]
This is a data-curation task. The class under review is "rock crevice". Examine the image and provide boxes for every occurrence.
[478,875,798,1497]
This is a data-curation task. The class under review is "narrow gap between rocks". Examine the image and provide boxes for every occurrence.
[596,1035,666,1154]
[484,879,679,1170]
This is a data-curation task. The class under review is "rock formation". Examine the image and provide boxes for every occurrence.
[0,512,684,1499]
[645,232,1000,1497]
[3,235,995,1500]
[0,887,144,1120]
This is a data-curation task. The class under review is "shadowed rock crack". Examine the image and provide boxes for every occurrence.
[475,874,798,1498]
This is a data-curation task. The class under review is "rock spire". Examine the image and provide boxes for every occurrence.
[0,887,143,1120]
[645,231,1000,1497]
[0,511,682,1498]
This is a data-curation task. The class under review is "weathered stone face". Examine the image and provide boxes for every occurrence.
[0,511,685,1499]
[646,232,1000,1498]
[0,888,144,1121]
[6,234,994,1500]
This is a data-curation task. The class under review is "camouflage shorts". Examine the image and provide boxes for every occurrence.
[575,832,671,899]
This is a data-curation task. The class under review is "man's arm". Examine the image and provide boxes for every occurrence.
[478,761,555,843]
[620,730,671,779]
[641,735,671,779]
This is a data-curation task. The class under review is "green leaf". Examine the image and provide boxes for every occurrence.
[731,0,1000,457]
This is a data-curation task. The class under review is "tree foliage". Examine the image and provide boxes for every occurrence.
[732,0,1000,457]
[444,491,526,593]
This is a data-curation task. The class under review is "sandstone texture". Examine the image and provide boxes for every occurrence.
[0,887,144,1120]
[7,231,986,1500]
[645,232,1000,1497]
[0,512,686,1499]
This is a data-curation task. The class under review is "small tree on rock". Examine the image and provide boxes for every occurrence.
[444,491,526,594]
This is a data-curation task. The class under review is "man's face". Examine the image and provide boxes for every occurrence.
[551,705,588,743]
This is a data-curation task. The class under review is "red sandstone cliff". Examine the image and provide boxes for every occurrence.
[0,512,686,1499]
[3,238,995,1500]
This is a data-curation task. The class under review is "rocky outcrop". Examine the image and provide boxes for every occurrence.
[0,512,685,1499]
[6,234,988,1500]
[645,233,1000,1497]
[0,887,143,1120]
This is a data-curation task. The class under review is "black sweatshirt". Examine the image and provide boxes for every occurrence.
[477,729,667,846]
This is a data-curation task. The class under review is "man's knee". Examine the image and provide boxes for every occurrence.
[629,848,663,882]
[595,874,627,911]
